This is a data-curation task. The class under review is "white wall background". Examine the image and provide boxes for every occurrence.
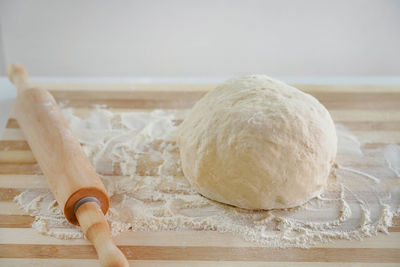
[0,0,399,78]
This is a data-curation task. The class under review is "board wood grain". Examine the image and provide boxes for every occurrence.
[0,83,399,266]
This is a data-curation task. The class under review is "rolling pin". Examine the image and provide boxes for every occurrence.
[7,63,129,267]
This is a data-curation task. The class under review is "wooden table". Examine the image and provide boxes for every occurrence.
[0,82,399,266]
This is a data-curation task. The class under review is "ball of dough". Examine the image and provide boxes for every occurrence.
[177,75,337,210]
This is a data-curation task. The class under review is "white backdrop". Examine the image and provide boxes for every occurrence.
[1,0,399,78]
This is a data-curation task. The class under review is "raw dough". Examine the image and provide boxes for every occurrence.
[177,75,337,209]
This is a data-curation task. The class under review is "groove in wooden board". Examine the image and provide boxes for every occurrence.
[32,83,218,92]
[6,118,400,133]
[2,259,400,267]
[361,143,396,149]
[1,227,400,249]
[49,90,205,109]
[336,158,399,168]
[0,215,34,228]
[0,136,395,157]
[50,90,206,101]
[46,89,400,104]
[0,151,36,163]
[0,244,399,262]
[5,174,398,191]
[44,91,400,110]
[0,188,28,200]
[114,227,400,248]
[2,178,400,196]
[336,121,400,131]
[6,115,184,129]
[297,84,400,93]
[0,140,30,150]
[0,160,185,177]
[46,90,398,101]
[1,163,399,184]
[8,260,400,267]
[7,107,400,122]
[0,188,21,201]
[8,106,190,120]
[5,119,19,129]
[3,198,400,232]
[332,110,400,122]
[2,128,400,144]
[56,98,199,109]
[0,142,398,169]
[29,82,400,93]
[0,206,400,238]
[1,147,399,166]
[2,139,167,152]
[0,146,180,170]
[0,259,101,267]
[353,131,400,144]
[5,116,182,129]
[0,201,27,215]
[0,228,89,245]
[1,129,25,141]
[1,174,398,201]
[4,183,399,232]
[6,90,397,111]
[2,214,399,234]
[0,149,396,178]
[0,163,41,175]
[0,184,400,232]
[311,92,400,110]
[0,175,48,188]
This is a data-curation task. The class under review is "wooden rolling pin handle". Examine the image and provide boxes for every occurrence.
[76,201,129,267]
[7,62,29,92]
[7,63,129,267]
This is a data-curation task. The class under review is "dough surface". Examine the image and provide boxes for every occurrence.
[177,75,337,210]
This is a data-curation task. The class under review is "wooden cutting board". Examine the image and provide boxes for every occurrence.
[0,82,399,266]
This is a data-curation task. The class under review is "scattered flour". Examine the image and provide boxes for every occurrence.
[15,106,400,248]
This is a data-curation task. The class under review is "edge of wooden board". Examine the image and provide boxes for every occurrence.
[1,259,400,267]
[28,82,400,93]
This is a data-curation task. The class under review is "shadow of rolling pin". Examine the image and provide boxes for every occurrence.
[7,63,129,267]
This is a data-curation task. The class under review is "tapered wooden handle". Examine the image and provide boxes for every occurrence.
[7,62,29,93]
[7,63,109,225]
[76,202,129,267]
[7,63,129,266]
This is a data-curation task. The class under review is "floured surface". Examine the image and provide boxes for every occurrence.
[15,106,400,248]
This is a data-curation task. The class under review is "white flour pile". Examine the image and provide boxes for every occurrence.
[15,106,400,248]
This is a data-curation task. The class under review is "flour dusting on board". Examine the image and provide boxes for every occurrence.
[15,106,400,248]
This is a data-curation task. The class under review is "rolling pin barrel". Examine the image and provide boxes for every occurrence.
[7,63,128,267]
[10,72,109,224]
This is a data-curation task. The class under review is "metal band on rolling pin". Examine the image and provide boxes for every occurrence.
[74,196,101,214]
